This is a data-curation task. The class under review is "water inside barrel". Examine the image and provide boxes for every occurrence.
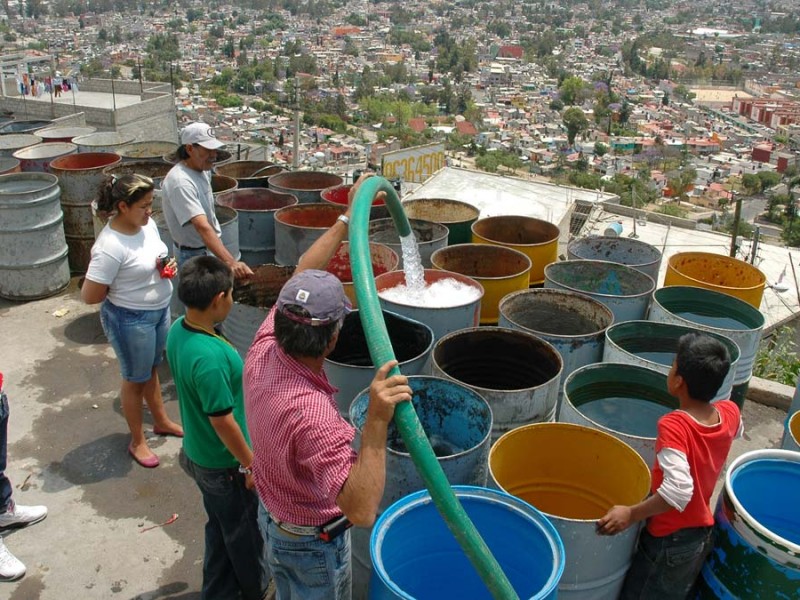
[510,304,602,336]
[328,312,430,366]
[579,397,671,437]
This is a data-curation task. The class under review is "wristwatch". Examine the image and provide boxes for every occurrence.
[337,214,350,227]
[238,464,252,475]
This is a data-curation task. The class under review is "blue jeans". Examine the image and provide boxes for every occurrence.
[620,526,714,600]
[258,504,352,600]
[179,451,269,600]
[174,244,209,269]
[100,301,169,383]
[0,391,11,513]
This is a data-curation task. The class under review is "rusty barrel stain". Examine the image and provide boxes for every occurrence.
[664,251,766,309]
[567,235,662,283]
[268,170,343,204]
[697,450,800,599]
[349,377,493,598]
[215,188,298,266]
[402,197,480,244]
[432,327,562,440]
[472,215,559,285]
[431,243,531,324]
[489,422,650,599]
[273,203,345,266]
[50,152,122,273]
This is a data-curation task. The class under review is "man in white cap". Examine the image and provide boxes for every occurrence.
[162,122,253,280]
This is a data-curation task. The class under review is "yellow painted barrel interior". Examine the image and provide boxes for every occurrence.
[791,411,800,447]
[471,215,559,286]
[663,252,766,308]
[490,422,650,520]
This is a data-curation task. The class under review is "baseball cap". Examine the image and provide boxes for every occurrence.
[276,269,352,326]
[181,122,225,150]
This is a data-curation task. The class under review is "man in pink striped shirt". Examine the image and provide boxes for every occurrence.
[244,176,411,600]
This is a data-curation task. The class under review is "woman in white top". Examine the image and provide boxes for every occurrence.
[82,174,183,468]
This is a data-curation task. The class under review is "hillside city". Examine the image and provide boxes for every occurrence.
[5,0,800,243]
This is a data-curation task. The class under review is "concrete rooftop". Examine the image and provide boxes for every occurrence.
[13,90,142,110]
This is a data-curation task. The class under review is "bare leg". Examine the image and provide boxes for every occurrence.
[144,369,183,436]
[120,379,157,462]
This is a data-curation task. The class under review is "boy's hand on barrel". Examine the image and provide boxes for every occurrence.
[596,505,632,536]
[368,360,412,424]
[231,260,254,280]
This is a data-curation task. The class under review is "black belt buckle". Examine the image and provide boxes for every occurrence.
[176,243,206,251]
[318,515,352,542]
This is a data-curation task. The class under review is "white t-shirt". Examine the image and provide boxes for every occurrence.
[86,219,172,310]
[160,162,221,248]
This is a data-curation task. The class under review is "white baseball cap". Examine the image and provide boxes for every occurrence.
[181,122,225,150]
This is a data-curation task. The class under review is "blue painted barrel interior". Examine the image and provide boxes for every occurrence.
[370,486,563,599]
[731,458,800,545]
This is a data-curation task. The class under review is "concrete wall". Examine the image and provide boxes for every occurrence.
[114,95,178,142]
[602,202,698,230]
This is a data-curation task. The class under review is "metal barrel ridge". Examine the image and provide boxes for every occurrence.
[350,176,519,599]
[567,235,662,282]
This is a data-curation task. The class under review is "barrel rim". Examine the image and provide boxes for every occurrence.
[12,142,77,159]
[49,152,122,171]
[567,235,662,268]
[724,449,800,553]
[433,326,564,393]
[349,375,494,460]
[431,243,533,281]
[652,285,765,330]
[563,362,676,441]
[667,251,766,290]
[0,171,60,194]
[545,259,656,298]
[368,217,450,245]
[267,170,344,192]
[499,288,615,338]
[273,201,346,229]
[471,214,560,248]
[34,125,97,138]
[370,485,565,600]
[401,197,481,223]
[605,320,742,364]
[71,132,136,146]
[215,187,299,211]
[489,421,651,523]
[375,268,485,309]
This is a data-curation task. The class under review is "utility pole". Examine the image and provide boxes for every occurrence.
[750,226,760,264]
[292,75,300,170]
[729,191,742,258]
[630,186,640,238]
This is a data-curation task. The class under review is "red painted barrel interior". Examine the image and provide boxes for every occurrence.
[322,184,386,206]
[327,242,399,283]
[276,204,345,227]
[216,188,297,211]
[50,152,121,170]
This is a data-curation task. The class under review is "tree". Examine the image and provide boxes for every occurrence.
[594,142,608,157]
[741,173,762,196]
[562,107,589,146]
[558,76,586,106]
[667,167,696,203]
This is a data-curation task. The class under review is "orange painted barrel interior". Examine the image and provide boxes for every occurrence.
[275,203,345,227]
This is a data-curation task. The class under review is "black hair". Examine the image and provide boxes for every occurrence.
[274,306,339,358]
[675,332,731,402]
[178,256,234,310]
[176,144,191,160]
[95,173,154,215]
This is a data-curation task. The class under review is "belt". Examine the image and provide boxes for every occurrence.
[274,520,322,536]
[175,243,206,251]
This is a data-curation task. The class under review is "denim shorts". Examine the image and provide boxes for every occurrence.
[258,504,352,600]
[100,300,170,383]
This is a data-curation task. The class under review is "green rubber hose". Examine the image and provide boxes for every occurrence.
[349,176,519,600]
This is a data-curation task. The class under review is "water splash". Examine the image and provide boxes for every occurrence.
[400,232,425,292]
[380,278,482,308]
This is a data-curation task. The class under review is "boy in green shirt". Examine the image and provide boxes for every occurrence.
[166,256,268,599]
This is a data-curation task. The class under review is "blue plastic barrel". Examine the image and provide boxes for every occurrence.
[697,449,800,598]
[369,486,564,599]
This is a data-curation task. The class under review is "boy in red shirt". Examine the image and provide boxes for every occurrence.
[597,332,742,599]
